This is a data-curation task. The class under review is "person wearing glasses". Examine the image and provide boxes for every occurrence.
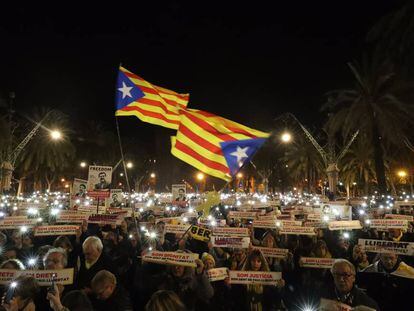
[321,259,379,310]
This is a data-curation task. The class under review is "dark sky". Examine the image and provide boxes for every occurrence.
[0,1,406,187]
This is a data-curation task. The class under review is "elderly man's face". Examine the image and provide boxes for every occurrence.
[83,244,101,263]
[380,253,398,270]
[332,263,355,294]
[44,252,65,270]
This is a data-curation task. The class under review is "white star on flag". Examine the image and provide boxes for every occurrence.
[118,81,133,99]
[230,146,249,163]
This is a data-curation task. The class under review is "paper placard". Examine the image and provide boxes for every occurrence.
[34,225,79,236]
[306,213,322,221]
[87,190,110,199]
[190,225,212,242]
[155,217,182,224]
[87,214,122,225]
[229,270,281,285]
[211,236,250,248]
[107,208,132,217]
[369,219,408,230]
[228,211,257,219]
[212,227,249,237]
[279,226,316,235]
[358,239,414,256]
[320,298,353,311]
[142,251,199,267]
[56,212,89,223]
[328,220,362,231]
[252,219,279,229]
[300,257,335,268]
[281,220,303,227]
[385,214,414,222]
[0,216,37,229]
[0,268,74,286]
[252,246,289,258]
[207,267,229,282]
[164,224,191,235]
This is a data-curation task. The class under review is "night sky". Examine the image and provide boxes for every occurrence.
[0,1,407,187]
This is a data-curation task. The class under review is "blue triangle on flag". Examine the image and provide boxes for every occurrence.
[220,138,267,176]
[116,70,145,110]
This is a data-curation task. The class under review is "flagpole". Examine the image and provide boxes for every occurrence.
[114,116,131,192]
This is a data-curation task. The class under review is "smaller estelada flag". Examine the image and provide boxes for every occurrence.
[115,66,189,130]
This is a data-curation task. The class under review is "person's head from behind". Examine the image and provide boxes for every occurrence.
[0,259,25,270]
[82,236,103,264]
[145,290,186,311]
[8,275,40,308]
[380,252,399,271]
[53,236,73,254]
[91,270,117,301]
[331,259,356,295]
[43,247,67,270]
[61,290,93,311]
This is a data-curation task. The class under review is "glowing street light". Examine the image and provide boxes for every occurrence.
[237,172,243,179]
[197,172,205,181]
[80,162,87,168]
[150,173,156,178]
[126,162,133,169]
[50,130,62,140]
[280,132,292,143]
[398,170,408,178]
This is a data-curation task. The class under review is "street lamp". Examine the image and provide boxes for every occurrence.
[197,173,204,181]
[280,132,292,143]
[150,173,156,179]
[398,170,408,178]
[80,162,87,168]
[50,130,62,140]
[126,162,133,169]
[237,172,243,179]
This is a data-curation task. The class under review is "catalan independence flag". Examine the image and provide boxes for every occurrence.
[115,66,189,129]
[171,109,270,181]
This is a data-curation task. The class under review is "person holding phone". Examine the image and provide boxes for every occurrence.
[2,275,40,311]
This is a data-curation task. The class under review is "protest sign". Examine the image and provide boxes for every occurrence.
[228,211,257,219]
[87,214,122,225]
[358,239,414,256]
[142,251,199,267]
[34,225,79,236]
[107,207,133,217]
[252,219,279,229]
[72,178,87,198]
[229,270,281,285]
[212,227,249,237]
[190,225,212,242]
[211,236,250,248]
[306,213,322,221]
[280,220,303,227]
[279,226,316,235]
[106,189,124,208]
[0,268,74,286]
[155,217,182,224]
[0,216,36,229]
[252,246,289,258]
[369,219,408,230]
[319,298,353,311]
[172,184,187,203]
[56,211,89,223]
[300,257,335,269]
[87,166,112,191]
[385,214,414,222]
[164,224,191,235]
[328,220,362,231]
[87,190,110,199]
[207,268,229,282]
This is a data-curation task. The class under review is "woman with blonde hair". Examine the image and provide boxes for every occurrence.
[145,290,187,311]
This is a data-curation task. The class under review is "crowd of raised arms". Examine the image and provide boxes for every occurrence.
[0,193,413,311]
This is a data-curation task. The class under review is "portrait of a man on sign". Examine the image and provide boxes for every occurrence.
[87,166,112,191]
[95,172,111,189]
[75,184,87,198]
[175,188,186,202]
[110,193,122,207]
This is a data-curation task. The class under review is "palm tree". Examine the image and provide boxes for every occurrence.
[16,108,75,191]
[324,57,414,194]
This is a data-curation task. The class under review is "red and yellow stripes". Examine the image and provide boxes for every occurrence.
[116,66,189,129]
[171,109,269,181]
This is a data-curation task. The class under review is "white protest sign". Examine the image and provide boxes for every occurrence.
[319,298,353,311]
[87,166,112,191]
[34,225,79,236]
[358,239,414,256]
[0,216,37,229]
[87,214,122,225]
[207,267,229,282]
[72,178,87,198]
[279,226,316,235]
[385,214,414,222]
[0,268,74,286]
[107,189,124,208]
[252,219,279,229]
[228,211,257,219]
[252,246,289,258]
[300,257,335,269]
[212,227,249,237]
[229,270,281,285]
[369,219,408,230]
[328,220,362,231]
[211,236,250,248]
[306,213,322,221]
[164,224,191,235]
[172,184,187,202]
[280,220,303,227]
[56,211,89,223]
[107,208,133,217]
[142,251,199,267]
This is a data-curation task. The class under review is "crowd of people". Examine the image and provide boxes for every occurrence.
[0,198,413,310]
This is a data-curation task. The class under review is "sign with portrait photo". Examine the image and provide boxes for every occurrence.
[87,166,112,191]
[106,189,124,208]
[172,184,187,203]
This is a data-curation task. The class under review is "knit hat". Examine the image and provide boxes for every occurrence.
[201,252,216,266]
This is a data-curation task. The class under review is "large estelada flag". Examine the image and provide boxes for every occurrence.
[115,66,189,129]
[171,109,269,181]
